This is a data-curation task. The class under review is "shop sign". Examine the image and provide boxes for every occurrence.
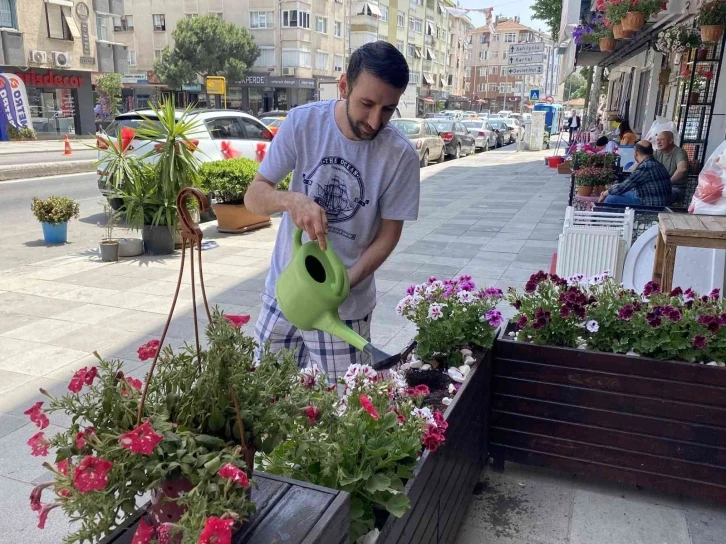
[121,73,148,84]
[0,74,31,129]
[242,74,268,86]
[80,56,96,65]
[182,84,202,92]
[206,76,226,94]
[13,71,84,88]
[81,22,91,55]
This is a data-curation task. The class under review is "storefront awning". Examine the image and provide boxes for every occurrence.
[423,97,435,104]
[45,0,74,6]
[423,72,433,85]
[414,46,422,58]
[365,3,382,17]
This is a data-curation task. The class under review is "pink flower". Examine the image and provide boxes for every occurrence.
[304,405,321,424]
[709,288,720,300]
[405,384,430,398]
[137,339,160,361]
[224,314,250,328]
[198,516,234,544]
[29,484,48,512]
[359,394,380,421]
[69,367,89,393]
[433,411,448,431]
[75,427,95,450]
[669,286,683,297]
[516,315,528,329]
[119,420,164,455]
[24,401,49,430]
[618,305,635,321]
[28,432,50,457]
[217,463,250,488]
[643,281,660,297]
[122,376,143,396]
[422,424,445,452]
[132,517,156,544]
[692,335,707,349]
[37,503,57,529]
[485,309,503,327]
[73,456,113,493]
[83,366,98,386]
[57,459,70,476]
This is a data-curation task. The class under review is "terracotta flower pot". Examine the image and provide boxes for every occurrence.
[697,48,709,61]
[613,23,626,39]
[592,185,607,196]
[623,11,646,32]
[700,25,725,44]
[599,37,617,51]
[689,91,700,103]
[577,185,593,197]
[213,202,272,233]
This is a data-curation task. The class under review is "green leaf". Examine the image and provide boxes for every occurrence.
[365,473,392,494]
[350,498,365,520]
[384,493,411,518]
[209,409,225,431]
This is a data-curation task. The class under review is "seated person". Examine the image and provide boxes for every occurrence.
[595,135,617,153]
[618,120,637,146]
[599,141,673,207]
[654,130,689,200]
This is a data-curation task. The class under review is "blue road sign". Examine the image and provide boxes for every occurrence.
[530,89,540,101]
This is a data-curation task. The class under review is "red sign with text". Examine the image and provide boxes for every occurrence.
[12,71,84,88]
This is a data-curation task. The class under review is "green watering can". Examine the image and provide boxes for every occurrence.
[276,229,409,370]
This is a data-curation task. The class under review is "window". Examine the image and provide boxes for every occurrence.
[479,50,488,60]
[396,40,404,53]
[315,16,327,33]
[491,66,498,74]
[479,67,487,77]
[206,118,247,140]
[488,83,497,91]
[211,12,223,19]
[152,14,165,31]
[381,5,388,21]
[334,20,342,37]
[154,49,162,60]
[411,0,424,5]
[409,72,420,84]
[465,66,471,77]
[409,17,422,33]
[113,15,134,31]
[128,49,137,66]
[282,10,310,29]
[282,50,311,67]
[315,51,329,70]
[504,32,516,43]
[501,50,506,59]
[397,11,405,28]
[477,83,485,92]
[47,4,74,40]
[494,33,499,41]
[253,47,275,67]
[250,11,273,29]
[185,13,198,19]
[95,14,108,41]
[0,0,17,29]
[333,54,343,72]
[407,43,416,57]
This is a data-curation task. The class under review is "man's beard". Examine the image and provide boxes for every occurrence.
[345,100,382,141]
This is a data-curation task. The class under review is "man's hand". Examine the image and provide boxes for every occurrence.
[598,190,608,203]
[287,193,329,250]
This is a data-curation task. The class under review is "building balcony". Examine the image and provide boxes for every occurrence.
[350,14,379,32]
[97,41,128,73]
[93,0,124,15]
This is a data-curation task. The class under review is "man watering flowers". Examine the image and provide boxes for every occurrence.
[244,41,421,382]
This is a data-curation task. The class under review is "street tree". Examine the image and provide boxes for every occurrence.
[531,0,562,40]
[154,15,259,90]
[564,72,587,101]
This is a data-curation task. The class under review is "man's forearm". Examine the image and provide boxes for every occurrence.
[347,220,403,288]
[244,176,294,216]
[672,163,688,183]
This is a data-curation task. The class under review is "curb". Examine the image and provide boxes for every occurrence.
[0,160,96,181]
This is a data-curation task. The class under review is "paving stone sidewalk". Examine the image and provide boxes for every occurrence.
[1,148,723,543]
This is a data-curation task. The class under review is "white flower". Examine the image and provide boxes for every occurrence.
[586,320,599,333]
[425,280,444,296]
[457,290,475,303]
[567,273,585,286]
[396,295,412,316]
[343,364,377,390]
[413,284,426,296]
[427,303,446,320]
[412,406,435,425]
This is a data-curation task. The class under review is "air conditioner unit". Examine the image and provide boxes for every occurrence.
[30,50,48,64]
[282,67,295,76]
[52,51,71,68]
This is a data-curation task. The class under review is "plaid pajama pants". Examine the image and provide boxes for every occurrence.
[254,292,372,384]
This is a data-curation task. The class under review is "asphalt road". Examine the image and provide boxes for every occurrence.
[0,148,97,167]
[0,172,135,270]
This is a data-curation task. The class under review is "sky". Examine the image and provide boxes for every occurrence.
[456,0,546,34]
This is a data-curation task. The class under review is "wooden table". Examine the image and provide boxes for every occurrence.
[652,213,726,291]
[100,473,349,544]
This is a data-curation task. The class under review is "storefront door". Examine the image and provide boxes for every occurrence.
[27,87,79,136]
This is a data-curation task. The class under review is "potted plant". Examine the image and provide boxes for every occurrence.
[574,167,595,196]
[24,311,333,543]
[623,0,663,32]
[654,24,702,54]
[198,158,290,233]
[98,203,120,262]
[696,0,726,43]
[603,0,633,37]
[31,196,80,244]
[490,272,726,502]
[597,27,617,51]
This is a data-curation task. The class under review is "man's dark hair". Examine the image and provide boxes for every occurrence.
[347,41,409,90]
[596,136,608,146]
[635,140,654,157]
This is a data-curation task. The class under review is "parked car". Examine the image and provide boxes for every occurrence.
[390,118,445,167]
[497,110,513,117]
[430,120,475,159]
[260,116,285,137]
[423,112,446,119]
[462,120,497,152]
[486,120,514,147]
[259,110,288,118]
[501,118,521,143]
[97,110,273,204]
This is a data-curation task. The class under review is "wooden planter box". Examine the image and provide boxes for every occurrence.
[213,202,271,234]
[99,473,349,544]
[376,350,493,544]
[558,161,573,175]
[489,327,726,503]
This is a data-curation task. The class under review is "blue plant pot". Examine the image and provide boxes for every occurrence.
[41,222,68,244]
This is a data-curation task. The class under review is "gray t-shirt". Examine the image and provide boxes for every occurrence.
[258,100,421,320]
[654,146,688,186]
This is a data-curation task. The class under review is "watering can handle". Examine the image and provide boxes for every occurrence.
[293,228,347,296]
[293,228,303,252]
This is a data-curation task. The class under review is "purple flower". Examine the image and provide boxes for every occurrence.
[710,288,721,300]
[560,306,571,318]
[483,287,503,298]
[669,287,683,297]
[692,335,707,349]
[516,315,528,329]
[525,281,537,293]
[406,285,416,296]
[532,317,547,330]
[427,276,438,284]
[618,305,635,321]
[459,280,476,292]
[664,306,682,323]
[485,309,503,328]
[643,281,661,297]
[684,288,696,302]
[646,312,662,328]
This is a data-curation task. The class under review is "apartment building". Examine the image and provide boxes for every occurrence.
[465,17,557,113]
[0,0,128,137]
[114,0,345,112]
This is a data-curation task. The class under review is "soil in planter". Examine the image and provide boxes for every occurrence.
[403,368,456,410]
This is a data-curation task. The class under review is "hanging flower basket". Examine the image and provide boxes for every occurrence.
[623,11,646,32]
[689,91,701,103]
[701,25,725,43]
[599,37,617,51]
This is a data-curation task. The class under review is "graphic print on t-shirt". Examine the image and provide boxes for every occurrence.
[302,157,370,240]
